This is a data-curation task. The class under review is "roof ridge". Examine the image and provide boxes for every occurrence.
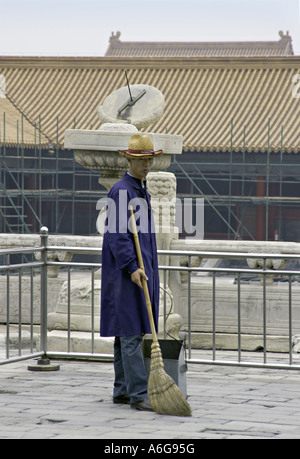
[105,31,294,57]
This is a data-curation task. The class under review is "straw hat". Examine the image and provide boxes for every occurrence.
[119,134,163,159]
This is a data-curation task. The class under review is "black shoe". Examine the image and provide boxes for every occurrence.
[113,394,131,404]
[130,399,153,412]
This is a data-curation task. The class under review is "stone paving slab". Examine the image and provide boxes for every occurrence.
[0,355,300,439]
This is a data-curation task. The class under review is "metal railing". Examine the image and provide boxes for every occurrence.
[0,245,44,364]
[1,228,300,371]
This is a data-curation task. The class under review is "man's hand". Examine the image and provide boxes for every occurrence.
[131,269,148,289]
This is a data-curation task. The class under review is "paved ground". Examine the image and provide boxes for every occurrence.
[1,353,300,439]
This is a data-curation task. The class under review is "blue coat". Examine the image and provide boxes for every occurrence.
[100,173,160,337]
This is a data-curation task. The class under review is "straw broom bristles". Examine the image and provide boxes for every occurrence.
[148,342,192,416]
[129,206,192,417]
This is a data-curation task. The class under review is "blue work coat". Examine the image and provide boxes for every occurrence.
[100,172,160,337]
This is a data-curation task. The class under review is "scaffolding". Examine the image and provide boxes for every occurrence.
[0,114,106,235]
[0,113,300,241]
[170,120,300,242]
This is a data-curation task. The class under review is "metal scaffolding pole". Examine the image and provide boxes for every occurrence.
[170,118,300,242]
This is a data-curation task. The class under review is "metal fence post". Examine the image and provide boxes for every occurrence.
[40,226,49,357]
[28,227,60,372]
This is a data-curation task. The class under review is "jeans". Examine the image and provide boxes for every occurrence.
[113,335,148,404]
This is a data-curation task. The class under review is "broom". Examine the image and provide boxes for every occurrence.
[129,206,192,417]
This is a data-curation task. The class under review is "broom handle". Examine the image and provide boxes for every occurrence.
[129,206,158,342]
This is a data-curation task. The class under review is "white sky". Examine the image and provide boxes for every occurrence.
[0,0,299,56]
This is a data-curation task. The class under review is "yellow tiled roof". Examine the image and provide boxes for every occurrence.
[105,31,294,57]
[0,55,300,153]
[0,98,49,148]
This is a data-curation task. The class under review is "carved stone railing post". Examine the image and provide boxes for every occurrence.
[246,249,287,285]
[34,247,73,278]
[147,171,178,282]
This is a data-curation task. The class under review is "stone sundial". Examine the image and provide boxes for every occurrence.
[97,81,165,129]
[64,80,183,190]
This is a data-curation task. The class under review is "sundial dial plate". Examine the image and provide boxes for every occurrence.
[98,84,165,130]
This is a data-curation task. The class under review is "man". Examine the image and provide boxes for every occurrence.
[100,134,162,411]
